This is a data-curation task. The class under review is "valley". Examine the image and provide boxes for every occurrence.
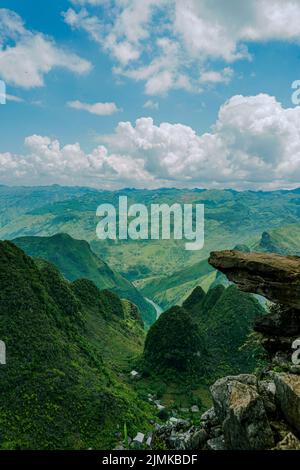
[1,185,300,449]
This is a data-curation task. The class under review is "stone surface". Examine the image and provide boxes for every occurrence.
[211,375,274,450]
[210,374,257,422]
[209,250,300,310]
[258,380,277,415]
[206,436,226,450]
[133,432,145,444]
[273,432,300,450]
[274,373,300,432]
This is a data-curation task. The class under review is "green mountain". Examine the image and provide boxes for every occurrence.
[143,306,207,375]
[13,234,156,328]
[0,241,151,450]
[183,285,266,378]
[142,283,265,383]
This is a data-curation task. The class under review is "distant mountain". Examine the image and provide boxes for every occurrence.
[13,233,156,327]
[252,224,300,256]
[0,185,96,228]
[1,187,300,281]
[0,241,150,449]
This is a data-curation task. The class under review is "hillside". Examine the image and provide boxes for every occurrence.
[140,259,216,310]
[252,224,300,255]
[183,285,266,378]
[0,241,152,450]
[143,305,207,376]
[13,234,156,328]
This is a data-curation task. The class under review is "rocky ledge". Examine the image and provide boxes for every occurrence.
[208,250,300,310]
[209,250,300,362]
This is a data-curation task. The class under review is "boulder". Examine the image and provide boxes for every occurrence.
[211,375,274,450]
[274,373,300,433]
[133,432,145,445]
[210,374,257,422]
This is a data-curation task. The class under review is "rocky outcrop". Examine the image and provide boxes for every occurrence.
[211,375,274,450]
[275,373,300,433]
[153,372,300,450]
[209,250,300,310]
[209,250,300,363]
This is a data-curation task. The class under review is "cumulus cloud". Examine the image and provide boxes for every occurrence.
[1,94,300,189]
[0,8,91,88]
[0,134,151,188]
[63,0,300,95]
[67,100,121,115]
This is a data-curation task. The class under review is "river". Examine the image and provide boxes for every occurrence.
[145,298,164,320]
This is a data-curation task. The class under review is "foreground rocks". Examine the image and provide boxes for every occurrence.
[153,372,300,450]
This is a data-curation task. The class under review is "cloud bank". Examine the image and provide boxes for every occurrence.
[1,94,299,189]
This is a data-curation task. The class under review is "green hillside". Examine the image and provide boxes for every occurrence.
[13,234,156,328]
[183,285,266,378]
[252,224,300,255]
[140,258,216,310]
[143,305,207,376]
[0,241,152,450]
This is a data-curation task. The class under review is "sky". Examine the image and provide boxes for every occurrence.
[0,0,300,190]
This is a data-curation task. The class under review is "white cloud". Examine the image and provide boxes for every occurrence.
[0,134,151,188]
[199,67,234,85]
[1,94,300,189]
[67,100,121,115]
[63,0,300,95]
[6,93,24,103]
[0,8,91,89]
[144,100,159,110]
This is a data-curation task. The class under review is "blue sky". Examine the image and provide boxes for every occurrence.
[0,0,300,189]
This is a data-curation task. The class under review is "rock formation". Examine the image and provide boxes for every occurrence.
[154,250,300,450]
[209,250,300,310]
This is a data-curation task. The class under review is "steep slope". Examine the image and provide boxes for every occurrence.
[183,285,266,378]
[13,234,156,327]
[0,241,151,450]
[143,306,207,376]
